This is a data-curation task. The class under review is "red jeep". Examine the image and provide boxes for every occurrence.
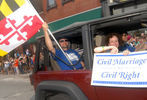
[30,1,147,99]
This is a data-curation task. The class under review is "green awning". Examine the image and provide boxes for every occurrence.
[27,7,102,43]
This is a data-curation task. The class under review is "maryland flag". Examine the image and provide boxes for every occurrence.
[0,0,43,56]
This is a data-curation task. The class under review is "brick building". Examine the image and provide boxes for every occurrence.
[42,0,101,31]
[30,0,101,34]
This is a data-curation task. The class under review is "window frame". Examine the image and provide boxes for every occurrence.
[62,0,74,5]
[47,0,57,10]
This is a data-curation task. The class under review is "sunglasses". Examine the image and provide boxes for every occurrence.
[59,39,68,43]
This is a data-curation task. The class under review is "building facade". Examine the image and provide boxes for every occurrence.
[40,0,102,32]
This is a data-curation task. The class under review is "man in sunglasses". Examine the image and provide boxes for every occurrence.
[42,22,85,70]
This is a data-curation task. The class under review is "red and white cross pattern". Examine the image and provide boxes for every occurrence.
[0,0,43,56]
[0,15,42,46]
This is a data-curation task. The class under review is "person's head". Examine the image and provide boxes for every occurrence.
[106,33,121,48]
[127,34,131,41]
[141,33,145,37]
[138,36,145,43]
[122,33,128,42]
[58,37,69,50]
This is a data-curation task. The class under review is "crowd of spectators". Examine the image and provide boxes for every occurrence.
[0,49,35,75]
[123,32,147,52]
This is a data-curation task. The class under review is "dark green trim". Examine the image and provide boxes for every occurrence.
[49,7,102,32]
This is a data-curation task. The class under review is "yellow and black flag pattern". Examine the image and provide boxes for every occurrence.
[0,0,25,21]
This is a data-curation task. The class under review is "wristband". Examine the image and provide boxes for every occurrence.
[102,46,104,51]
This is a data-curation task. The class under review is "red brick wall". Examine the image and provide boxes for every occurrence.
[42,0,101,22]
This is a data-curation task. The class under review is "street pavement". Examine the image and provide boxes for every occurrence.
[0,74,35,100]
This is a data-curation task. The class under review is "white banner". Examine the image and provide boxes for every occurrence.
[91,51,147,88]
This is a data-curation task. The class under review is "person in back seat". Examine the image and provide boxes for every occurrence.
[42,22,85,70]
[119,33,135,52]
[94,33,130,55]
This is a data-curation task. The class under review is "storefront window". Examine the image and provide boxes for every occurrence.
[47,0,56,10]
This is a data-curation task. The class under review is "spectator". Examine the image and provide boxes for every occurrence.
[119,33,135,52]
[26,49,30,57]
[9,57,14,74]
[13,57,19,75]
[18,58,24,74]
[135,36,147,51]
[0,62,3,74]
[4,59,10,75]
[30,55,35,72]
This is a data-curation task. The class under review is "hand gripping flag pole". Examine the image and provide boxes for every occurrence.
[47,29,76,70]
